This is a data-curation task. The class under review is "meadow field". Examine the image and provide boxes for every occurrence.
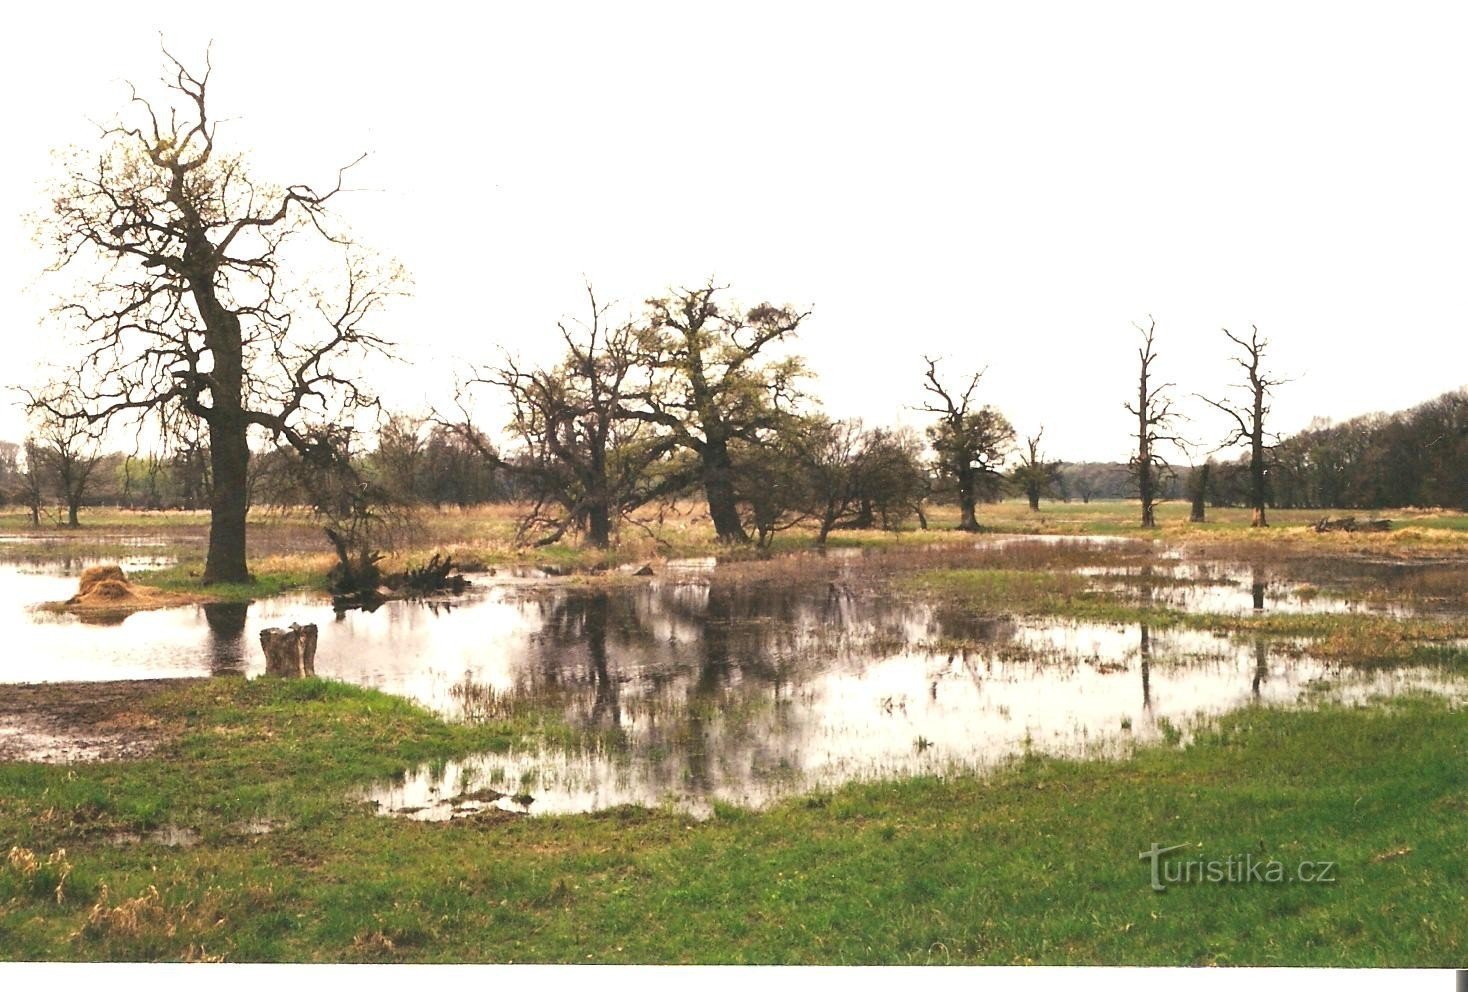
[0,499,1463,963]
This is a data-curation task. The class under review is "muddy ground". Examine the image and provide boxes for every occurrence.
[0,678,192,763]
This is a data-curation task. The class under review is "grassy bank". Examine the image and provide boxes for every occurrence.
[0,679,1462,964]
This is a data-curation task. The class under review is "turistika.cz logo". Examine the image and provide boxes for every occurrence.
[1140,842,1337,892]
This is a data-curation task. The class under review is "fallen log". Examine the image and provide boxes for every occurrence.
[1313,516,1391,533]
[390,553,468,595]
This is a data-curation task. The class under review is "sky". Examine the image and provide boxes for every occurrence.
[2,1,1465,464]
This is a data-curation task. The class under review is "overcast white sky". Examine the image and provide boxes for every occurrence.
[2,1,1465,463]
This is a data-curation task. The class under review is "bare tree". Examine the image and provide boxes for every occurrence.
[462,287,686,548]
[29,50,404,581]
[30,409,105,527]
[1200,325,1284,527]
[17,439,48,527]
[921,357,1014,531]
[795,417,867,545]
[630,283,809,543]
[1010,427,1061,511]
[1124,318,1183,528]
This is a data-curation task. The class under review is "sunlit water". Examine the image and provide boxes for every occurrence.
[1,539,1462,816]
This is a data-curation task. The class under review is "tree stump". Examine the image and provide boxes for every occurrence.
[258,624,318,677]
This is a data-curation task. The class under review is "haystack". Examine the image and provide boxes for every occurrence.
[67,565,151,609]
[77,564,129,597]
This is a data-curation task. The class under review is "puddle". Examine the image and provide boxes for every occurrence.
[1076,561,1415,615]
[0,722,161,763]
[229,818,283,836]
[361,607,1465,818]
[0,534,185,546]
[108,825,200,848]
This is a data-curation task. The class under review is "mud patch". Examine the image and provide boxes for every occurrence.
[0,679,193,763]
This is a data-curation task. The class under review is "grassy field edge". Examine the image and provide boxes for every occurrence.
[0,679,1462,964]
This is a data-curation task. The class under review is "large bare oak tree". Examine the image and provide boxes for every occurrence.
[30,51,403,582]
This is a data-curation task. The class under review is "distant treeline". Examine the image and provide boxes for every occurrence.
[1057,387,1468,512]
[1269,388,1467,511]
[4,388,1465,520]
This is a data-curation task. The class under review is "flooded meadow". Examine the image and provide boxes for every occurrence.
[2,534,1464,818]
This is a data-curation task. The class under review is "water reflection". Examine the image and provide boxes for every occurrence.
[1,555,1463,816]
[1080,558,1418,616]
[204,602,250,675]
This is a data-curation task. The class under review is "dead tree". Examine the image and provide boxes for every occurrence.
[29,49,404,581]
[259,624,317,678]
[921,358,1014,531]
[1124,318,1183,528]
[1200,326,1285,527]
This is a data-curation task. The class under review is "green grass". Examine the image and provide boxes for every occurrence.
[0,680,1462,963]
[143,563,329,602]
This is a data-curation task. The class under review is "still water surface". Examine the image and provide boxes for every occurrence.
[1,543,1460,816]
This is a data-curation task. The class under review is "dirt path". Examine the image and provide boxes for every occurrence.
[0,679,196,763]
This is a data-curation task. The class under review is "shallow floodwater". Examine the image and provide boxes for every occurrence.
[1,539,1462,816]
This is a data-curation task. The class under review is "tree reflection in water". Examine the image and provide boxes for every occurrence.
[203,601,250,675]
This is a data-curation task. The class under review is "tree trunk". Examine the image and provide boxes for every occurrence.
[66,499,80,528]
[701,440,748,542]
[955,467,980,531]
[204,413,252,584]
[1027,487,1040,511]
[586,499,612,549]
[957,494,979,531]
[816,504,837,546]
[1249,443,1268,527]
[1138,460,1156,528]
[259,623,317,678]
[1190,463,1209,523]
[1250,397,1268,527]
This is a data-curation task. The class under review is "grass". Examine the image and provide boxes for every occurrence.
[0,680,1461,963]
[0,500,1463,961]
[144,559,332,603]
